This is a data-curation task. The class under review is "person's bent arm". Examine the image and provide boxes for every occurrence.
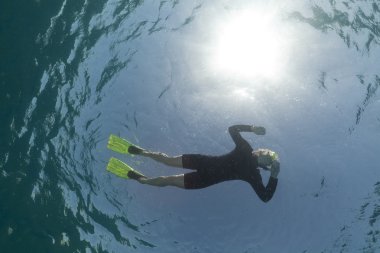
[270,160,280,179]
[255,161,280,202]
[228,125,266,147]
[250,175,278,203]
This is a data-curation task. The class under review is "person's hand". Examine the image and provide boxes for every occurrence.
[252,126,266,135]
[270,160,280,178]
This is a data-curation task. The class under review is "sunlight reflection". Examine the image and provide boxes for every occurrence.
[210,8,289,80]
[232,88,255,101]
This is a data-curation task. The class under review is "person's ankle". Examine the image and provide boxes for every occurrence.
[140,150,152,156]
[138,178,147,184]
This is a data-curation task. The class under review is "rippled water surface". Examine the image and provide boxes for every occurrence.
[1,0,380,252]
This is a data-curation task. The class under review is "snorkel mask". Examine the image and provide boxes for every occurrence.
[269,151,279,164]
[254,149,279,169]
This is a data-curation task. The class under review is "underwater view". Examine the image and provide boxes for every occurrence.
[1,0,380,252]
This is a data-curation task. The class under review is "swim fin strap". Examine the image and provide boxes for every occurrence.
[107,134,143,155]
[107,157,145,180]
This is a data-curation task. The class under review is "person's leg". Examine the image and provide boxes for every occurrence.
[140,151,183,168]
[138,174,185,188]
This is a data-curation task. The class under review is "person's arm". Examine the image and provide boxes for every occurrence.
[270,160,280,179]
[228,125,265,147]
[250,174,278,203]
[253,160,280,202]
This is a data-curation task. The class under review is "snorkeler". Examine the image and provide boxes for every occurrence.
[107,125,280,202]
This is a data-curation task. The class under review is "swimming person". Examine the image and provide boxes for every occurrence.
[107,125,280,202]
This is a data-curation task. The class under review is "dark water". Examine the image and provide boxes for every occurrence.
[1,0,380,252]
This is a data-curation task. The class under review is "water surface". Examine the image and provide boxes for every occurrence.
[1,0,380,252]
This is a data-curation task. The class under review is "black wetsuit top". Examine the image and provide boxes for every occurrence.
[183,125,278,202]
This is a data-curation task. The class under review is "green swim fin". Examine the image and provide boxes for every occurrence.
[107,157,146,180]
[107,134,144,155]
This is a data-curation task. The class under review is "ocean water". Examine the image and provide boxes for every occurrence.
[1,0,380,252]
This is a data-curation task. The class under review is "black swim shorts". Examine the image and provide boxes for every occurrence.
[182,154,219,189]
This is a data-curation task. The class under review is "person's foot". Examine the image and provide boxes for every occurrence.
[127,170,147,180]
[128,145,143,154]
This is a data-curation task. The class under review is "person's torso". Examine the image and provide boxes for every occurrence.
[199,142,259,184]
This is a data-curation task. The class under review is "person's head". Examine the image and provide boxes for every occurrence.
[253,149,280,171]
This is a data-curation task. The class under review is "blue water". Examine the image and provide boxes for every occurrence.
[1,0,380,252]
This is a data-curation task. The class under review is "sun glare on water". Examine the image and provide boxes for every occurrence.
[211,9,287,80]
